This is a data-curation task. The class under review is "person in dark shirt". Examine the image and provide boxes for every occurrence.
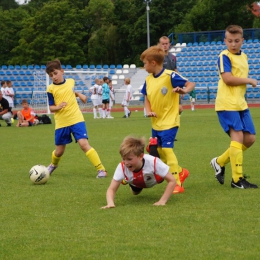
[0,91,12,127]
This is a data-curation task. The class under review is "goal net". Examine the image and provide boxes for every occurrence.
[30,70,108,114]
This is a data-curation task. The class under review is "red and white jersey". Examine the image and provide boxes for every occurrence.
[90,84,99,100]
[113,154,169,188]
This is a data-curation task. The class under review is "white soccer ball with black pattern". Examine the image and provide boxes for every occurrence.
[29,165,50,184]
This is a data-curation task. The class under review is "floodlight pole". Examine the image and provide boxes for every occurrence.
[144,0,152,48]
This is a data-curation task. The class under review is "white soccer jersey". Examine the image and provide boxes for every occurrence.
[97,85,103,105]
[1,87,14,108]
[113,154,169,188]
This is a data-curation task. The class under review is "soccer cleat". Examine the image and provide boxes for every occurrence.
[106,116,114,119]
[47,164,58,175]
[179,168,189,184]
[173,184,184,194]
[231,177,258,189]
[7,123,11,127]
[210,157,225,184]
[122,115,127,118]
[128,111,131,117]
[96,170,107,178]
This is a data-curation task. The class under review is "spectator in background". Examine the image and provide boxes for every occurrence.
[16,99,39,127]
[189,89,196,111]
[101,77,110,119]
[121,78,133,118]
[0,91,13,127]
[90,79,102,119]
[107,79,114,119]
[6,80,15,109]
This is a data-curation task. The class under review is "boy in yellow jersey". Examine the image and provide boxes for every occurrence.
[45,59,107,178]
[210,25,258,189]
[140,46,195,194]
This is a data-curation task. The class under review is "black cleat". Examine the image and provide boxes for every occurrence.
[231,177,258,189]
[210,157,225,184]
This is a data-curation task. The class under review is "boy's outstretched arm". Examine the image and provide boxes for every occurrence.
[75,92,87,103]
[153,172,176,206]
[101,179,121,209]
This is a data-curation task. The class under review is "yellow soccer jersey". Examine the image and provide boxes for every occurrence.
[141,69,188,131]
[215,50,248,111]
[47,78,84,129]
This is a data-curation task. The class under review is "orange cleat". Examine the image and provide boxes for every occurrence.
[173,184,184,194]
[179,168,189,184]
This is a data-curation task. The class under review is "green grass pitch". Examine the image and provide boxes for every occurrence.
[1,108,260,260]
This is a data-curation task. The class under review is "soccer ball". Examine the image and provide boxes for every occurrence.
[29,165,50,184]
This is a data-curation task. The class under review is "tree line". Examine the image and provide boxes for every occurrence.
[0,0,258,67]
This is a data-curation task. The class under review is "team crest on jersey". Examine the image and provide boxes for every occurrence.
[161,87,168,95]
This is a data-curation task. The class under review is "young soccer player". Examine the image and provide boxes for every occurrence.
[101,76,110,119]
[45,59,107,178]
[107,79,114,119]
[121,78,133,118]
[189,89,196,111]
[90,79,101,119]
[101,136,176,209]
[210,25,258,189]
[140,46,195,194]
[16,99,38,127]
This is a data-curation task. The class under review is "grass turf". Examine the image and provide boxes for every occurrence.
[0,108,260,260]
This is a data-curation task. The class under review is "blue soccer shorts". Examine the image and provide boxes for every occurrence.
[217,109,256,135]
[55,122,88,145]
[152,127,178,148]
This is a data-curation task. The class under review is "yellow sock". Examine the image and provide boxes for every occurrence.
[86,147,105,171]
[229,141,243,182]
[217,148,230,167]
[157,147,167,163]
[242,144,248,151]
[52,150,61,166]
[162,148,181,186]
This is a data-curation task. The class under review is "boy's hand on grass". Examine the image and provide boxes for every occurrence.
[101,205,115,209]
[153,201,166,206]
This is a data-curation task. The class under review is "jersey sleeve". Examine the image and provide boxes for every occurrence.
[113,163,125,182]
[218,54,232,73]
[47,92,55,106]
[155,158,170,178]
[140,82,147,96]
[170,72,188,88]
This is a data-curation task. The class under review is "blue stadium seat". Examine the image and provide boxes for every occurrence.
[2,65,8,70]
[66,65,72,69]
[76,65,82,69]
[82,64,88,70]
[103,64,109,70]
[35,65,41,69]
[187,42,193,47]
[8,65,14,70]
[117,64,123,69]
[19,71,25,75]
[199,42,204,46]
[15,65,21,70]
[110,65,116,69]
[204,41,210,46]
[247,93,255,99]
[193,42,198,46]
[211,41,216,45]
[247,39,253,44]
[96,64,102,70]
[253,39,259,43]
[13,71,19,75]
[89,65,95,70]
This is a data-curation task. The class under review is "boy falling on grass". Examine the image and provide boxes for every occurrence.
[45,59,107,178]
[210,25,258,189]
[101,136,176,209]
[140,46,195,194]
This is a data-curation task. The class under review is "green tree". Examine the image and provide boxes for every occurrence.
[175,0,256,33]
[0,0,19,10]
[10,0,88,66]
[0,7,29,65]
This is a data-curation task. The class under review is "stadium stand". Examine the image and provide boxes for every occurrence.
[1,37,260,108]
